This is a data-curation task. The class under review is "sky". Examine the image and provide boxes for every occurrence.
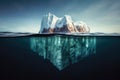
[0,0,120,33]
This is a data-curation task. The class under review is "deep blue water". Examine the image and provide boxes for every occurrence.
[0,33,120,80]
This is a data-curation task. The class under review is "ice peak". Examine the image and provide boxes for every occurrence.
[64,15,72,19]
[40,13,59,33]
[62,15,73,24]
[48,12,55,17]
[48,12,52,15]
[63,15,72,21]
[40,13,90,33]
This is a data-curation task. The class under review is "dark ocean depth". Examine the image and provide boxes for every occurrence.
[0,33,120,80]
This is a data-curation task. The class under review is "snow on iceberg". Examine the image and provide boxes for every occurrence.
[39,13,90,33]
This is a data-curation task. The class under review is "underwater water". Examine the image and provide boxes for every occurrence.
[0,32,120,80]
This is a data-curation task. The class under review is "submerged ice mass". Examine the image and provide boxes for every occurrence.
[30,35,96,70]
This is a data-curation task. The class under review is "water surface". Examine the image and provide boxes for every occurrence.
[0,32,120,80]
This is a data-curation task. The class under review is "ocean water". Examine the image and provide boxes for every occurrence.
[0,32,120,80]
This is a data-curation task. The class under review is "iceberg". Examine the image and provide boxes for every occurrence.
[30,13,95,70]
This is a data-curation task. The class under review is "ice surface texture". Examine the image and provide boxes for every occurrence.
[40,13,90,33]
[30,35,96,70]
